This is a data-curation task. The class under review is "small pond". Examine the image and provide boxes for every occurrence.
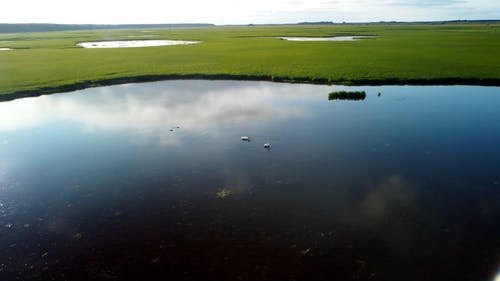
[280,36,375,41]
[0,80,498,281]
[76,40,200,48]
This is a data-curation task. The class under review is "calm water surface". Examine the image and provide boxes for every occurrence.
[0,81,499,281]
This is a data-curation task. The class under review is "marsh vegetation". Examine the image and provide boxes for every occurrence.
[328,90,366,100]
[1,23,499,98]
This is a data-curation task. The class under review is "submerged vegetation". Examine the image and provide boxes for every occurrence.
[328,90,366,100]
[216,188,232,199]
[0,23,500,99]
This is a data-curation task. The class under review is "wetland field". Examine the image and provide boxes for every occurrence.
[0,23,499,281]
[1,23,500,98]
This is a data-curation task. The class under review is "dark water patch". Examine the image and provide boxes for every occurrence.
[0,81,499,281]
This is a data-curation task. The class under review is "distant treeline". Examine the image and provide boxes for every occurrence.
[297,21,336,25]
[0,23,215,33]
[297,20,500,25]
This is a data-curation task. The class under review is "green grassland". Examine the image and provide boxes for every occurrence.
[1,23,500,99]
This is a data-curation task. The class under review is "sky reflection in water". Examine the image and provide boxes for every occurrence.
[0,80,499,281]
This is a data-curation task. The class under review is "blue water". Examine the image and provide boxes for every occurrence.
[0,80,499,281]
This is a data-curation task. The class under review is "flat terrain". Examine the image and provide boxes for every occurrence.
[1,23,500,98]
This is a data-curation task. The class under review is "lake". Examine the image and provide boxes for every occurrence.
[0,80,499,281]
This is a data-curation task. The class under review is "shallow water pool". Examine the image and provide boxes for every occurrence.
[76,40,200,48]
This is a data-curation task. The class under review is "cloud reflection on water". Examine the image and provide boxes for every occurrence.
[0,81,317,146]
[336,175,419,253]
[341,175,417,226]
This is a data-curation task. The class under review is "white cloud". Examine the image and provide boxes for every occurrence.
[0,0,498,24]
[381,0,466,6]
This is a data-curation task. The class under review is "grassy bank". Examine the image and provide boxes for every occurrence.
[1,23,500,98]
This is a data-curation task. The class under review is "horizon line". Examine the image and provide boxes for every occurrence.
[1,19,500,26]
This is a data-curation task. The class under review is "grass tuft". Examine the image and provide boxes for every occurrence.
[328,90,366,100]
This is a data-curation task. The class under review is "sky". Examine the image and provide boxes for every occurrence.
[1,0,499,25]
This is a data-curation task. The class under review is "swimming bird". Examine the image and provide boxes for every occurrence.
[241,136,250,141]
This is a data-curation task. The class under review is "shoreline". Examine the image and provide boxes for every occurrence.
[1,74,500,102]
